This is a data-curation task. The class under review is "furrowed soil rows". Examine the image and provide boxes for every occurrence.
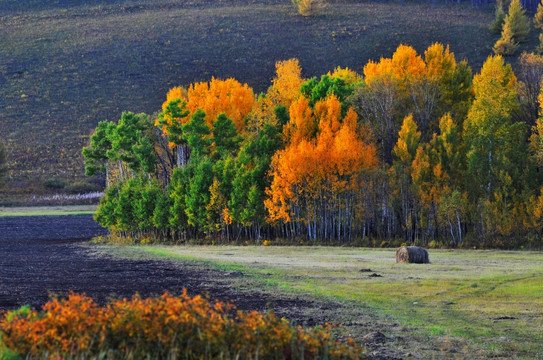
[0,215,317,320]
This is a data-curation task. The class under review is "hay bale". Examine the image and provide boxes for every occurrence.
[395,246,429,264]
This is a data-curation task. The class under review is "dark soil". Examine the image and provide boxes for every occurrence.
[0,215,413,358]
[0,215,311,317]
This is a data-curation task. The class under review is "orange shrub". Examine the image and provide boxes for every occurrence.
[0,291,365,359]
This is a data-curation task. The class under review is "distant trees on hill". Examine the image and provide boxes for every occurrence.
[84,44,543,249]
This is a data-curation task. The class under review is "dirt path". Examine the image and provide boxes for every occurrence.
[0,215,409,359]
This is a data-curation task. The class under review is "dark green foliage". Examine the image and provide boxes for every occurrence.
[274,105,289,129]
[44,177,67,190]
[182,109,211,158]
[466,121,531,201]
[66,181,101,194]
[153,191,173,232]
[185,157,214,228]
[133,136,157,175]
[82,121,115,177]
[114,179,139,232]
[109,112,149,172]
[489,0,506,34]
[95,185,120,229]
[442,61,474,122]
[156,99,190,146]
[212,114,242,157]
[300,75,354,114]
[229,123,283,227]
[134,180,161,231]
[169,165,193,230]
[82,113,157,182]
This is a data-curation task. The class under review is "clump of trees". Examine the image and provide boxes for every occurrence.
[84,45,543,248]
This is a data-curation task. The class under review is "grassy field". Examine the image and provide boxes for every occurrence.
[110,245,543,359]
[0,0,512,197]
[0,205,96,217]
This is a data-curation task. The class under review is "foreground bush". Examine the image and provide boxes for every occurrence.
[0,291,364,359]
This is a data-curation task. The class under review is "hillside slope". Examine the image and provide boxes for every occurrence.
[0,0,501,197]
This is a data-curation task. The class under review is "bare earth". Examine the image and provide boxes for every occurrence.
[5,215,496,358]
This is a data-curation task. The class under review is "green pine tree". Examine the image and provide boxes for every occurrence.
[212,114,242,158]
[182,109,211,158]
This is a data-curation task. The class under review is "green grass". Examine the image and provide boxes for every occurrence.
[115,245,543,359]
[0,205,97,217]
[0,0,511,196]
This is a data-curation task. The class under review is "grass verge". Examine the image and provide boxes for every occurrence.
[111,245,543,359]
[0,205,96,217]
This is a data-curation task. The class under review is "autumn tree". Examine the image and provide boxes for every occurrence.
[186,78,255,132]
[464,55,532,242]
[538,33,543,54]
[411,114,465,245]
[506,0,531,43]
[529,86,543,166]
[535,0,543,30]
[157,79,254,167]
[353,43,470,164]
[156,88,190,167]
[465,56,519,198]
[493,20,519,56]
[389,114,421,243]
[268,59,304,109]
[266,95,378,242]
[517,52,543,126]
[85,49,543,247]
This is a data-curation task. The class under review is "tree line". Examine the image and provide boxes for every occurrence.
[83,44,543,248]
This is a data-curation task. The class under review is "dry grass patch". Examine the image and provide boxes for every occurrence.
[114,246,543,359]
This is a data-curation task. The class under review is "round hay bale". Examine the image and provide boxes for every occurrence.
[395,246,429,264]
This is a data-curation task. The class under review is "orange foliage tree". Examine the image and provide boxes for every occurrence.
[353,43,471,164]
[266,95,378,242]
[156,78,255,167]
[187,78,255,132]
